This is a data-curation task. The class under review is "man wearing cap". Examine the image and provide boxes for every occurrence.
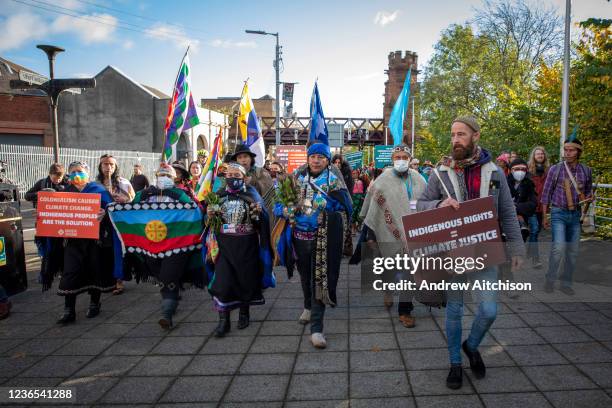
[540,138,593,295]
[359,144,427,328]
[274,142,352,348]
[231,144,273,197]
[418,116,525,390]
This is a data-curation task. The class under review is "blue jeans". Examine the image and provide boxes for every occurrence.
[546,208,581,288]
[446,268,498,365]
[527,214,541,259]
[0,285,8,303]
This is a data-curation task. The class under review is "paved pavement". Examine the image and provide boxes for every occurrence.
[1,207,612,407]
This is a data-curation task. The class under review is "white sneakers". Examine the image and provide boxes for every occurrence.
[311,332,327,349]
[299,309,311,324]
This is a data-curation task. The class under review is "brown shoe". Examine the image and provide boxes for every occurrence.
[383,293,393,309]
[399,314,415,328]
[0,301,11,320]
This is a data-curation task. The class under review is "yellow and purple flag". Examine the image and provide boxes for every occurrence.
[162,51,200,162]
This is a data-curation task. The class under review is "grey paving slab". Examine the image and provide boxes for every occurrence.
[349,332,398,351]
[349,318,394,333]
[396,331,447,349]
[100,376,173,404]
[259,321,305,336]
[287,373,348,401]
[519,312,570,327]
[293,351,348,373]
[415,395,483,408]
[80,323,134,338]
[238,353,294,374]
[150,336,205,354]
[160,375,232,403]
[504,345,569,366]
[534,325,594,343]
[59,376,119,404]
[53,337,115,355]
[167,322,218,337]
[480,392,552,408]
[575,363,612,388]
[577,323,612,341]
[224,374,289,402]
[200,336,252,354]
[102,336,162,356]
[523,365,599,391]
[298,333,349,352]
[183,354,243,376]
[250,335,300,353]
[72,355,142,377]
[285,400,349,408]
[544,389,612,408]
[350,371,410,398]
[408,369,475,395]
[351,397,415,408]
[9,337,70,356]
[129,355,192,376]
[19,355,94,377]
[468,366,537,393]
[350,350,405,372]
[489,327,547,346]
[552,342,612,364]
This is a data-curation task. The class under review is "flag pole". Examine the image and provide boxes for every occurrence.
[161,45,192,162]
[234,78,249,153]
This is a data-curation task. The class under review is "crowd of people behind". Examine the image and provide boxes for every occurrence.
[0,115,593,391]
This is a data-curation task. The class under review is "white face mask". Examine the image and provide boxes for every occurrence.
[393,160,410,173]
[512,170,526,182]
[156,176,175,190]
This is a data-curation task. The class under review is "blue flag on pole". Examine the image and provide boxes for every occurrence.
[388,68,412,146]
[309,82,329,145]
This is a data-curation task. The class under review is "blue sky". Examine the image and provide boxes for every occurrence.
[1,0,610,118]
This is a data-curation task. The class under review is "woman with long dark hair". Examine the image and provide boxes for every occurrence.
[97,154,134,295]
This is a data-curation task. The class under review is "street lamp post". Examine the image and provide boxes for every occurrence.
[245,30,282,146]
[37,45,65,163]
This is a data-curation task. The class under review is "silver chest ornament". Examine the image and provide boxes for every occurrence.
[221,199,247,224]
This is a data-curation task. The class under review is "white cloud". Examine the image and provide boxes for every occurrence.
[123,40,134,50]
[52,13,118,44]
[345,72,383,81]
[145,23,200,51]
[373,10,399,27]
[0,13,48,52]
[209,39,257,49]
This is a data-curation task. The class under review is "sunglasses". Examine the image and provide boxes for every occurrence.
[393,146,411,153]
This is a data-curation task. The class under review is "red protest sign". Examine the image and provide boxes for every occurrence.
[276,145,307,173]
[36,191,101,239]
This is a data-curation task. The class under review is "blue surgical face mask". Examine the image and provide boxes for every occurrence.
[226,177,244,191]
[156,176,175,190]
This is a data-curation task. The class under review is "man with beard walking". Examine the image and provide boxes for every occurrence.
[418,116,525,390]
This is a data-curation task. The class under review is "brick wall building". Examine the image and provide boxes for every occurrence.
[383,51,418,147]
[0,57,53,146]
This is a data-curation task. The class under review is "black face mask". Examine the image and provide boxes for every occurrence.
[226,177,244,191]
[535,163,545,176]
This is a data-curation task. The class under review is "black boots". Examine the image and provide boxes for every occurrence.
[462,341,486,379]
[446,364,463,389]
[237,306,250,330]
[86,291,102,318]
[57,295,76,325]
[159,298,178,330]
[214,311,231,337]
[57,307,76,324]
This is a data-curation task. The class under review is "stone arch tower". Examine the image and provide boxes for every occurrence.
[383,50,418,147]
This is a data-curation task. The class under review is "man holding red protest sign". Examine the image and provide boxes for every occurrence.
[417,116,525,390]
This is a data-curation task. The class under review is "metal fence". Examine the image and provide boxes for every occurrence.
[593,183,612,228]
[0,144,160,199]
